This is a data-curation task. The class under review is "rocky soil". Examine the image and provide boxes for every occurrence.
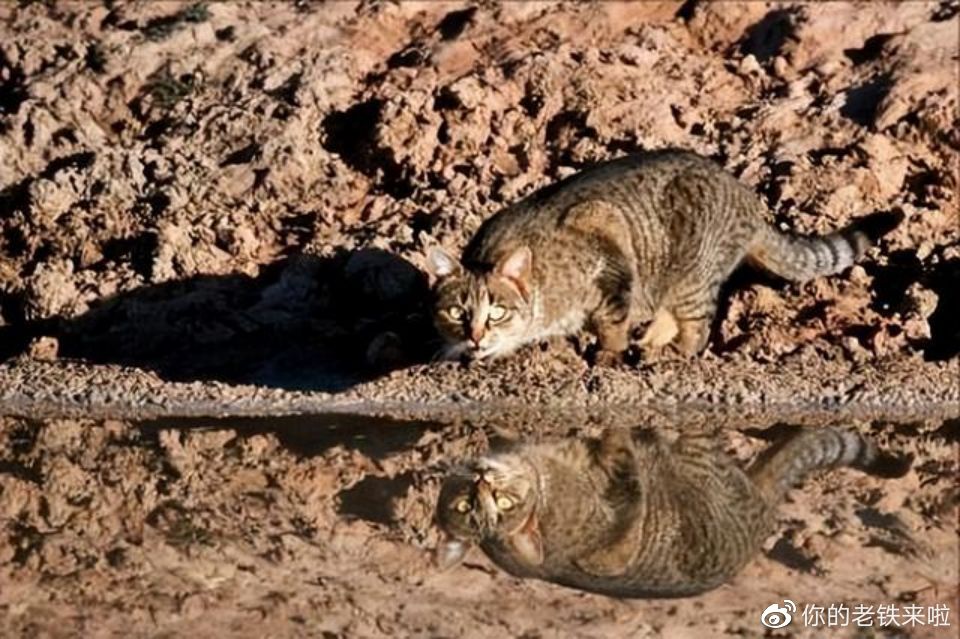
[0,0,957,387]
[1,1,958,637]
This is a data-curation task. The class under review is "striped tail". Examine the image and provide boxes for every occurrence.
[747,211,902,282]
[749,426,912,504]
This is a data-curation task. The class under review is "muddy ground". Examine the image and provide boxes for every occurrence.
[0,408,957,638]
[0,1,958,637]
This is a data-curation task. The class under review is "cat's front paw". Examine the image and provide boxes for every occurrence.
[636,341,711,365]
[636,343,685,365]
[584,343,626,368]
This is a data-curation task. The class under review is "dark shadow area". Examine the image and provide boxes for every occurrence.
[0,49,29,124]
[923,257,960,362]
[387,44,428,70]
[933,418,959,442]
[738,8,801,62]
[138,413,439,460]
[0,151,97,216]
[710,260,787,355]
[0,459,42,485]
[856,506,921,557]
[137,413,436,526]
[0,248,440,391]
[840,74,892,127]
[766,536,821,575]
[867,249,924,315]
[843,33,895,66]
[931,1,960,22]
[741,421,801,442]
[856,506,906,531]
[865,252,960,362]
[321,99,415,199]
[337,471,416,525]
[807,143,860,166]
[674,0,700,22]
[437,7,477,40]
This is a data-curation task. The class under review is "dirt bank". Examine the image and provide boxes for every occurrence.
[0,0,957,391]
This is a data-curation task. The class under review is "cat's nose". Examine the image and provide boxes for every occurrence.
[469,326,485,346]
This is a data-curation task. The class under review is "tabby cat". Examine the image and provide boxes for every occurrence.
[427,150,896,360]
[435,426,910,597]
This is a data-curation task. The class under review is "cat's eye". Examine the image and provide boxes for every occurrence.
[488,305,509,323]
[495,495,515,510]
[455,499,471,513]
[446,306,465,321]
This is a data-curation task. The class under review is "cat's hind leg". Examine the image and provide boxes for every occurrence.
[670,238,754,355]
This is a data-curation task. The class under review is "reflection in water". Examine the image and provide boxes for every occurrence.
[436,424,913,598]
[0,404,955,636]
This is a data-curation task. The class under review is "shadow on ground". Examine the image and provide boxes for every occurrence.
[138,412,441,459]
[137,412,446,525]
[0,248,440,391]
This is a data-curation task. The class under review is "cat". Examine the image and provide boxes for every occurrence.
[426,150,898,361]
[435,426,911,597]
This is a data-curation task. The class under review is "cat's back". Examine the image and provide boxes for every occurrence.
[545,432,770,598]
[540,150,719,200]
[463,150,725,264]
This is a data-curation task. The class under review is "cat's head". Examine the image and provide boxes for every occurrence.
[426,246,535,360]
[435,453,543,569]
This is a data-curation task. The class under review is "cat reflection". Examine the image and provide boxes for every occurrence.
[436,426,909,598]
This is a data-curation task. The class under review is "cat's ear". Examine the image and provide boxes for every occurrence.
[495,246,532,295]
[426,247,461,281]
[510,514,543,566]
[435,538,470,570]
[496,246,532,280]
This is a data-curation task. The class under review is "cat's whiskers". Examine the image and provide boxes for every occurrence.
[435,342,471,362]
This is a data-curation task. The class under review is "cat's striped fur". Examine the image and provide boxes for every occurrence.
[428,150,897,360]
[436,426,911,598]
